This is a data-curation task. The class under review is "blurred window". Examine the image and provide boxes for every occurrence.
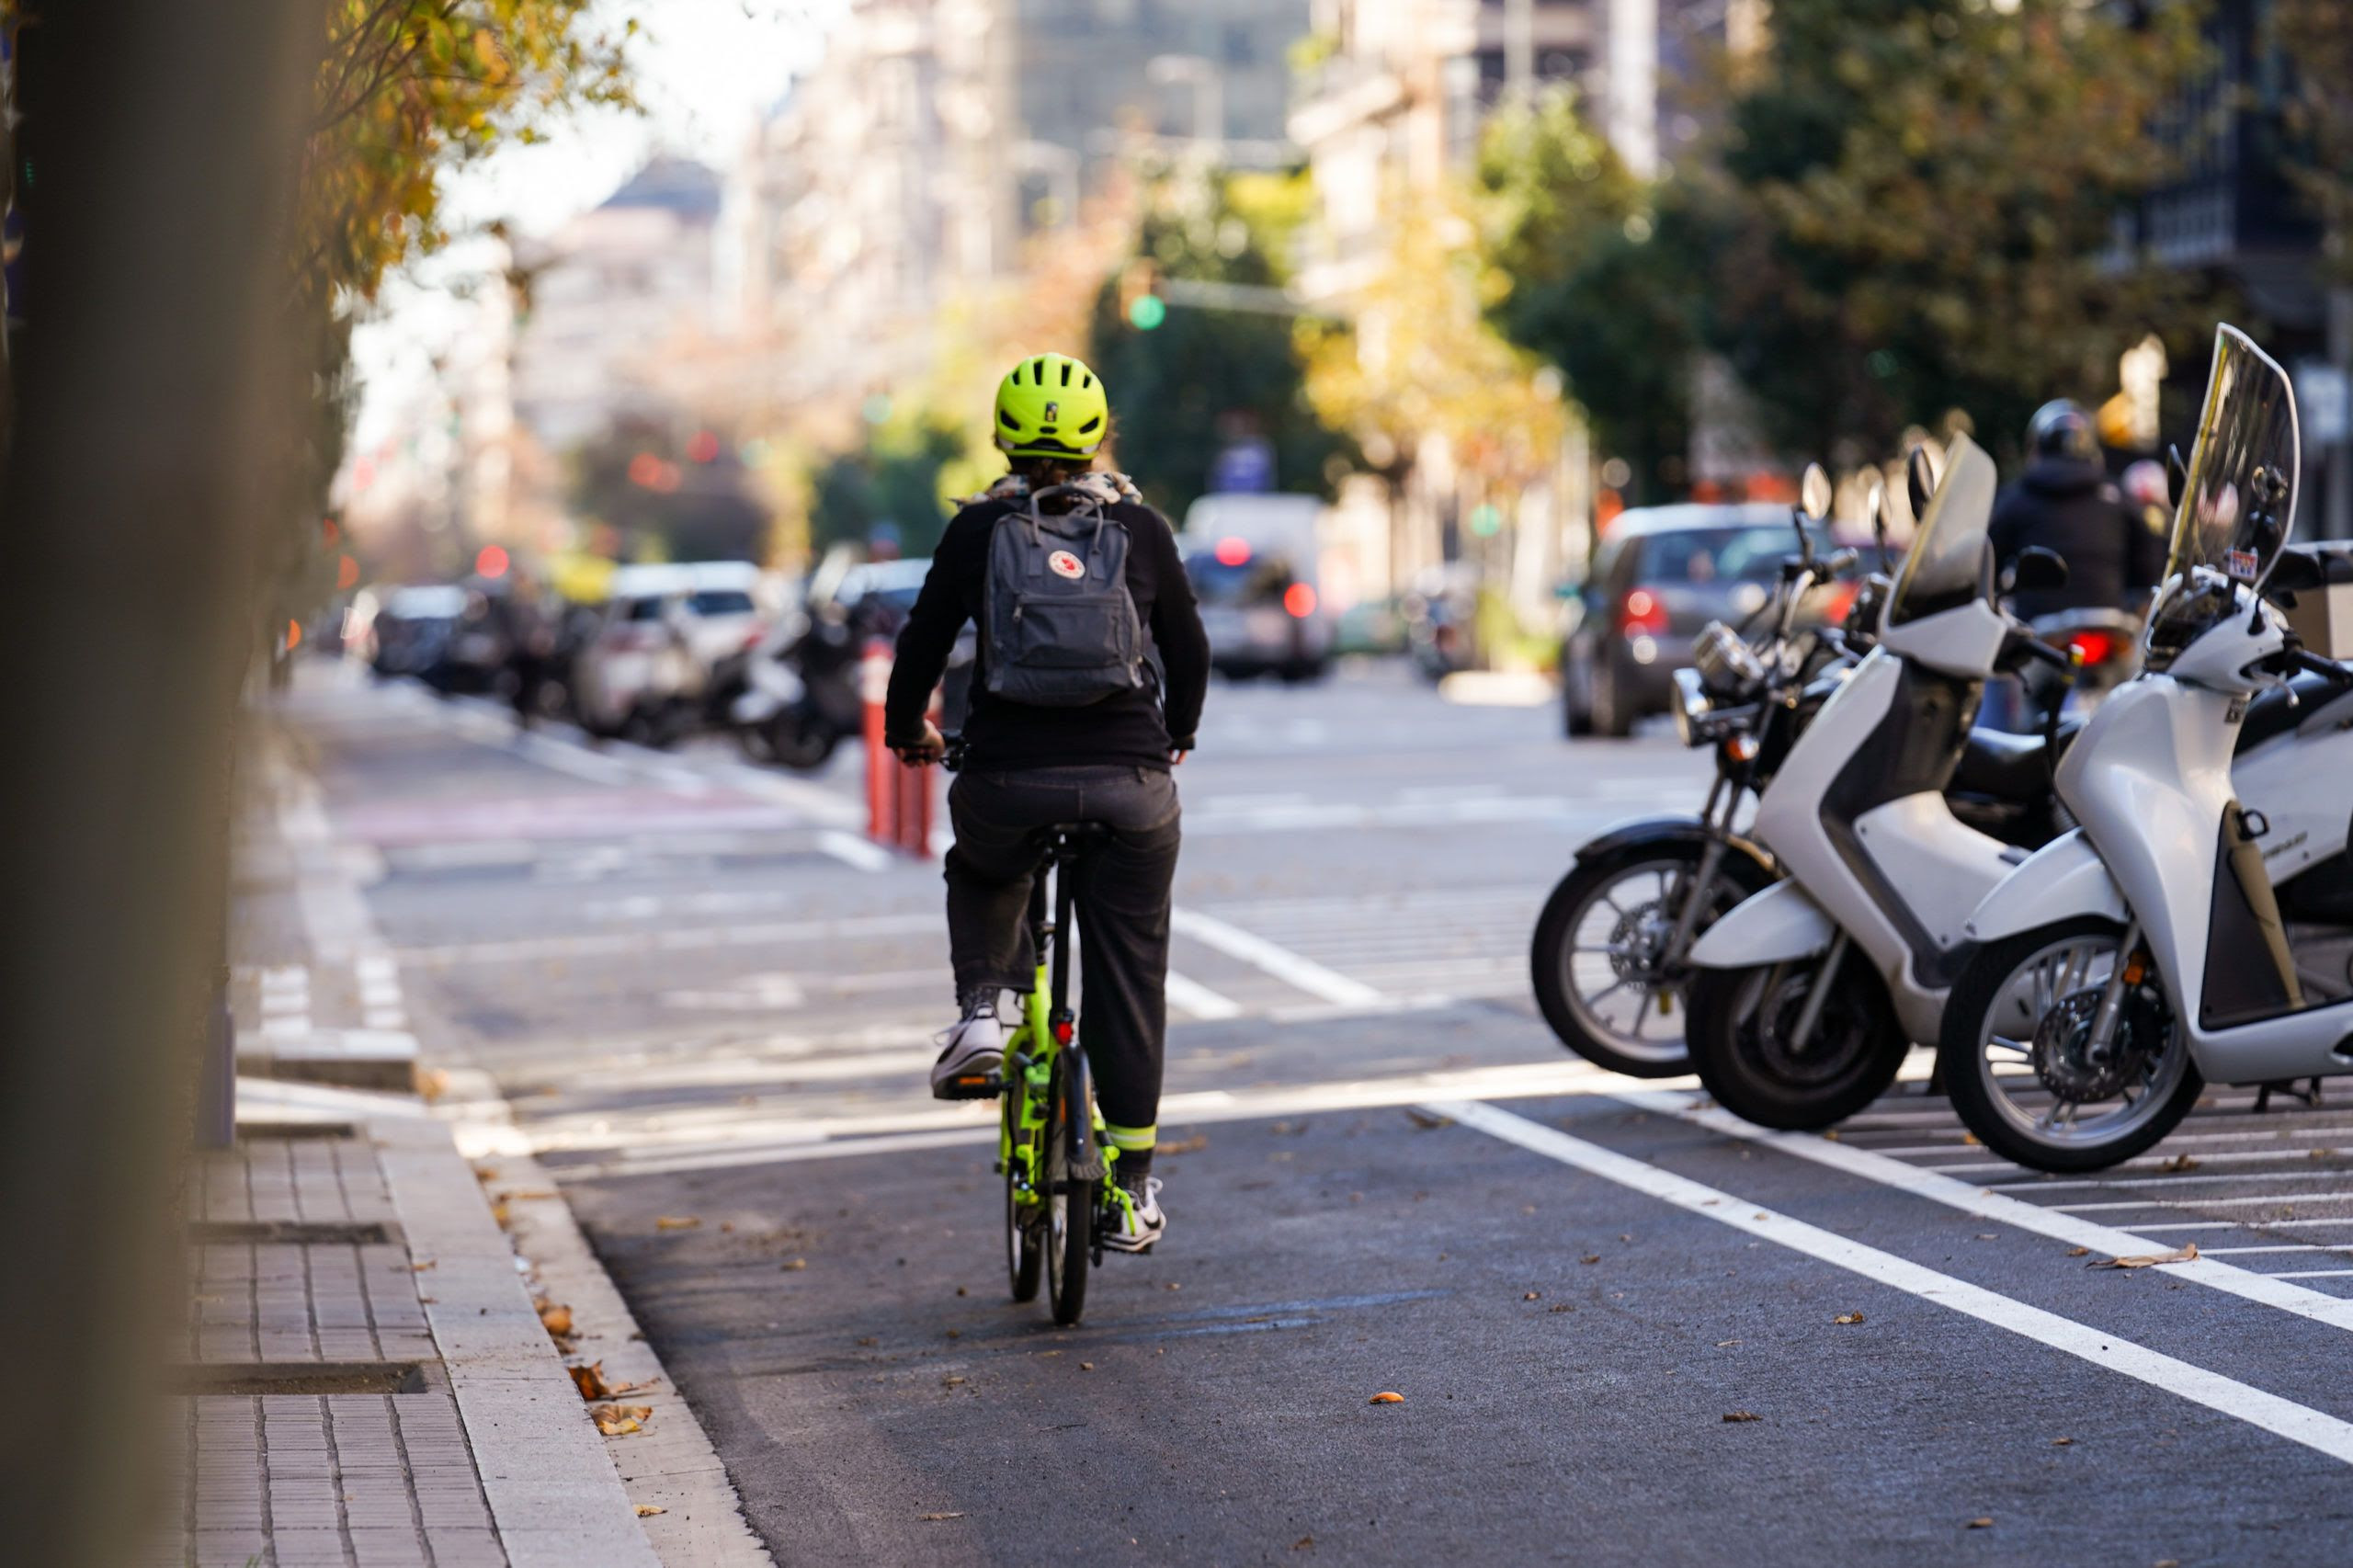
[623,597,667,622]
[1187,553,1296,607]
[686,589,756,617]
[1637,527,1791,584]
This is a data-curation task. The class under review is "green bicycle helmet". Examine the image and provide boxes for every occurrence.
[994,353,1109,459]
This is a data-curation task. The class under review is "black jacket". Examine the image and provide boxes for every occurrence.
[885,496,1211,772]
[1988,458,2168,621]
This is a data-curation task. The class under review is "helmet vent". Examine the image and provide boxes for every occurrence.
[1060,361,1074,387]
[1077,415,1101,434]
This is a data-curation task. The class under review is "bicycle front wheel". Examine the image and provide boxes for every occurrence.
[1044,1052,1092,1327]
[1004,1088,1040,1303]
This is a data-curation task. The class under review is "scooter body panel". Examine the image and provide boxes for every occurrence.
[2230,684,2353,881]
[1964,828,2130,942]
[1688,878,1836,966]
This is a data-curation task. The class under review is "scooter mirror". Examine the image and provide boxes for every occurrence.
[1865,478,1893,572]
[1905,445,1940,517]
[1799,462,1834,522]
[2166,442,2188,510]
[2268,547,2326,596]
[2005,545,2070,596]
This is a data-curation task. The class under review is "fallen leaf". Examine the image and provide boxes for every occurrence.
[569,1362,612,1401]
[1581,1255,1601,1265]
[1548,1304,1573,1313]
[2088,1243,2199,1270]
[942,1375,966,1387]
[1523,1291,1541,1301]
[654,1216,700,1231]
[1961,1131,1981,1145]
[1160,1134,1210,1155]
[1368,1391,1404,1404]
[1823,1130,1840,1142]
[1291,1536,1315,1552]
[538,1303,574,1338]
[1080,1362,1096,1371]
[782,1258,807,1271]
[2051,1437,2074,1447]
[2158,1153,2200,1173]
[856,1336,878,1347]
[418,1067,450,1103]
[1716,1340,1740,1347]
[2066,1246,2091,1257]
[1974,1233,1998,1241]
[1165,1282,1181,1291]
[591,1403,650,1437]
[2313,1147,2338,1159]
[1722,1411,1762,1423]
[1402,1108,1449,1129]
[502,1189,558,1201]
[410,1260,436,1272]
[488,1201,512,1228]
[1966,1517,1993,1529]
[635,1505,665,1517]
[919,1513,965,1522]
[1833,1312,1865,1325]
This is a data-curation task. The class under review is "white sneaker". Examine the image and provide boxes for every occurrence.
[1102,1176,1165,1254]
[929,1007,1006,1099]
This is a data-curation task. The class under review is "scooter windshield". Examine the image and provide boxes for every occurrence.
[2165,324,2300,588]
[1887,432,1999,628]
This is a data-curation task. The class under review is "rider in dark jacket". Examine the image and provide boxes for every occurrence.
[1988,400,2168,622]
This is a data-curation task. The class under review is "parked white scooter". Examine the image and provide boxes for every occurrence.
[1938,325,2353,1172]
[1680,433,2093,1126]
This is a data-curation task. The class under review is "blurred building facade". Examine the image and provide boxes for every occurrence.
[717,0,1311,416]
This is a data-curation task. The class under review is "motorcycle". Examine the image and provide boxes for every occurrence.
[1937,324,2353,1173]
[723,606,867,771]
[1529,465,2069,1078]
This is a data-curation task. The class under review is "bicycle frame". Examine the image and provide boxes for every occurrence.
[997,843,1111,1206]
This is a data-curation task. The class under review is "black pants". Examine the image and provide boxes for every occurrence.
[945,765,1180,1158]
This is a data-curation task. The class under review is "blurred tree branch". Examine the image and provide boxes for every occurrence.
[2277,0,2353,287]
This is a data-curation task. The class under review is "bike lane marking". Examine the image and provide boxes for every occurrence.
[1169,908,1381,1007]
[1433,1098,2353,1467]
[1618,1089,2353,1336]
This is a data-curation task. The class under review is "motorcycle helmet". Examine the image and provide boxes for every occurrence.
[2027,399,2098,464]
[994,353,1109,460]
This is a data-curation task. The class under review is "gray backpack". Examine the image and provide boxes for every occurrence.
[981,485,1147,708]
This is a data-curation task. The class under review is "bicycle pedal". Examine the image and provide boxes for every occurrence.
[933,1072,1004,1102]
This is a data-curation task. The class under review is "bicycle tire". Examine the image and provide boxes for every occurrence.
[1004,1087,1040,1302]
[1044,1051,1092,1326]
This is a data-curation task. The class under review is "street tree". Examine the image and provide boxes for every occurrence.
[2277,0,2353,288]
[1699,0,2211,460]
[1087,167,1351,517]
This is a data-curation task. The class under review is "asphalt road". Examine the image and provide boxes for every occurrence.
[278,661,2353,1565]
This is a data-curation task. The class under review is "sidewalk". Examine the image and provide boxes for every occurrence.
[146,703,769,1567]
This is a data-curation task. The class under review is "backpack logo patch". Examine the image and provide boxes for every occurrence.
[1048,550,1086,580]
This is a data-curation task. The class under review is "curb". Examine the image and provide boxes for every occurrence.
[443,1068,775,1566]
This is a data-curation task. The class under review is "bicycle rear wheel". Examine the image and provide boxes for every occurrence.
[1003,1087,1040,1302]
[1044,1052,1092,1326]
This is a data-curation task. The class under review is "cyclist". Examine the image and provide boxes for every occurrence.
[884,352,1210,1254]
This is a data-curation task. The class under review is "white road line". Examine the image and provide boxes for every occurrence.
[1170,908,1381,1007]
[1621,1090,2353,1338]
[397,910,944,966]
[2205,1246,2353,1256]
[1164,970,1244,1021]
[2057,1194,2353,1211]
[1985,1166,2353,1190]
[1436,1098,2353,1468]
[2269,1270,2353,1279]
[814,830,896,873]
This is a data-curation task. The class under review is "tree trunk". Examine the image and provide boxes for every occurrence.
[0,6,322,1564]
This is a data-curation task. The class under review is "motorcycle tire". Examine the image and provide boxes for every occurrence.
[765,712,840,772]
[1529,840,1777,1078]
[1686,953,1910,1131]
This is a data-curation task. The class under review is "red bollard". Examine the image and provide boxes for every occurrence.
[859,638,939,858]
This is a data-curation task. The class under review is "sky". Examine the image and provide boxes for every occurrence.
[347,0,847,456]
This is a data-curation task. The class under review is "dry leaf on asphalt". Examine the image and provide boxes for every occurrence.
[655,1215,700,1231]
[782,1258,807,1271]
[1403,1108,1450,1130]
[569,1362,612,1401]
[1523,1291,1541,1301]
[919,1513,966,1522]
[409,1260,436,1272]
[1081,1362,1096,1371]
[942,1375,966,1387]
[634,1505,665,1517]
[1291,1535,1315,1551]
[538,1303,574,1338]
[1833,1312,1865,1325]
[1967,1517,1994,1529]
[1160,1134,1210,1155]
[1722,1412,1762,1424]
[1580,1255,1601,1265]
[2159,1153,2201,1173]
[2089,1243,2199,1269]
[1369,1391,1404,1404]
[1961,1131,1981,1145]
[2066,1246,2091,1257]
[2052,1437,2074,1447]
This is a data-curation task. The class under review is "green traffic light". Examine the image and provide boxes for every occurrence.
[1128,293,1167,331]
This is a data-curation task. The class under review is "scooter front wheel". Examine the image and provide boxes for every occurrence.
[1938,918,2200,1174]
[1687,953,1909,1130]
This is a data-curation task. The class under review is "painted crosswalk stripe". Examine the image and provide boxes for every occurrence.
[1164,970,1243,1021]
[1438,1097,2353,1469]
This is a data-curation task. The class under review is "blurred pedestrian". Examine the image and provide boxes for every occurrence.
[884,353,1209,1256]
[1989,400,2167,620]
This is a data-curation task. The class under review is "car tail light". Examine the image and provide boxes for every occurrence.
[1283,583,1318,619]
[2067,629,2116,666]
[1618,586,1668,637]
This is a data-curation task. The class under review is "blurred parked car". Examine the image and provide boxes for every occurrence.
[715,554,947,768]
[570,562,767,745]
[1560,504,1805,737]
[1180,494,1332,682]
[362,585,467,680]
